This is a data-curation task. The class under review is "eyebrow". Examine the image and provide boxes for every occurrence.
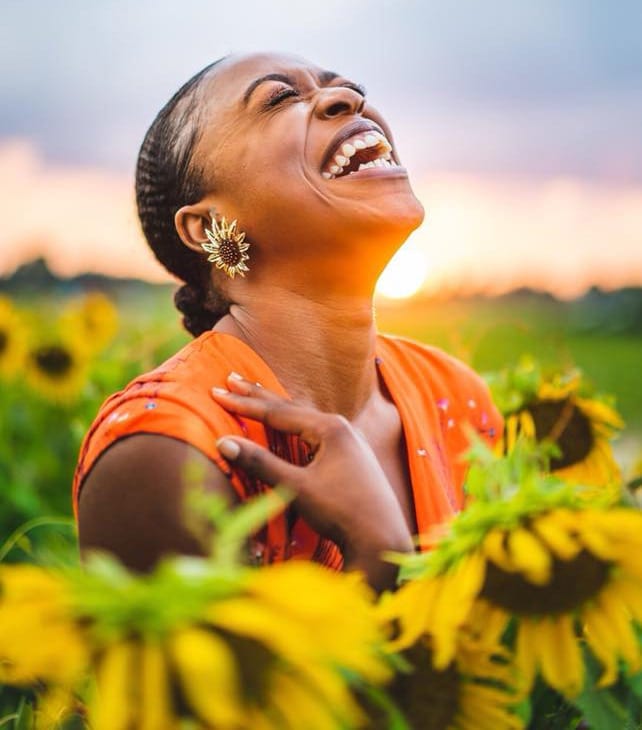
[242,70,342,105]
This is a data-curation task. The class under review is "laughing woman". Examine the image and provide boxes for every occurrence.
[73,53,501,591]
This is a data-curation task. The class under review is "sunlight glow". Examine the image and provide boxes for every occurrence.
[376,242,428,299]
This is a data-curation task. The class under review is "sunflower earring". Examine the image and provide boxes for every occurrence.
[200,209,250,279]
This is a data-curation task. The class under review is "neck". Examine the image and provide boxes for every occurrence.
[215,283,379,418]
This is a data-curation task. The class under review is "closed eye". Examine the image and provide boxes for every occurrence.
[264,86,300,108]
[340,82,367,97]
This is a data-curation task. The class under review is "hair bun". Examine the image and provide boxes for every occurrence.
[174,283,218,337]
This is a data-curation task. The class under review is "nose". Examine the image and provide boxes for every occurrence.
[313,86,365,119]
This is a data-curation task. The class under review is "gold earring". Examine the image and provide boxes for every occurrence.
[200,210,250,279]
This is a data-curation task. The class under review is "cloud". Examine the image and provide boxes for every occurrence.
[411,172,642,297]
[0,139,170,281]
[1,1,641,180]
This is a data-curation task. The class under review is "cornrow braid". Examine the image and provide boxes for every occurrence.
[135,58,229,337]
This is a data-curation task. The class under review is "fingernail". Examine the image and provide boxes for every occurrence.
[255,381,263,388]
[228,371,244,381]
[212,386,229,395]
[217,438,240,460]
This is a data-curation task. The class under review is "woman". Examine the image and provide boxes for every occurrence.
[74,52,501,592]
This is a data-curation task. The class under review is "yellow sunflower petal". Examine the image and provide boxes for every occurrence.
[456,684,523,730]
[541,614,583,698]
[90,640,137,730]
[431,553,485,669]
[576,516,620,561]
[385,577,440,652]
[270,671,338,730]
[596,590,641,673]
[514,619,539,692]
[169,627,242,728]
[610,575,642,623]
[139,640,175,730]
[519,409,536,439]
[582,604,620,687]
[531,512,581,561]
[467,599,509,647]
[482,528,515,572]
[507,527,552,585]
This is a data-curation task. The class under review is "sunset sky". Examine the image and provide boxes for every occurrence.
[2,0,641,297]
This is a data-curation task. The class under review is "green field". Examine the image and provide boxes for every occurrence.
[1,284,640,547]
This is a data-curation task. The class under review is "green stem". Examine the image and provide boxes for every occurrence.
[0,517,76,562]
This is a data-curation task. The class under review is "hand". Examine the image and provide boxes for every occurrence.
[211,373,413,589]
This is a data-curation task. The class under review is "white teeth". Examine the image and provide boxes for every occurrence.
[322,130,399,178]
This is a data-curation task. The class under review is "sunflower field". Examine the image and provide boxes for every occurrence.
[1,283,641,729]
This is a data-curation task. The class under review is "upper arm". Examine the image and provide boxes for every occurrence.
[77,433,239,573]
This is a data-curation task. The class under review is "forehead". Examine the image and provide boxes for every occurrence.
[202,52,337,104]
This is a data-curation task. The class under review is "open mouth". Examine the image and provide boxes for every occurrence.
[321,126,400,180]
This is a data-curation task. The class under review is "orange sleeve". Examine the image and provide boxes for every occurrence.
[72,391,247,521]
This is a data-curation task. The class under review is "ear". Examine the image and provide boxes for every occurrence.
[175,202,215,254]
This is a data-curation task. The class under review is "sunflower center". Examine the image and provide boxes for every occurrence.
[218,240,243,267]
[527,399,594,469]
[480,549,610,615]
[0,331,7,355]
[378,642,460,730]
[31,345,73,377]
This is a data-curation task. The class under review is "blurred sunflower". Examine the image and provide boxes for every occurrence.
[0,565,89,689]
[59,292,118,355]
[73,551,389,730]
[24,336,89,403]
[374,607,523,730]
[388,442,642,700]
[0,295,27,378]
[488,361,623,493]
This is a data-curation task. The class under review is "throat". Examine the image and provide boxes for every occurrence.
[219,293,380,417]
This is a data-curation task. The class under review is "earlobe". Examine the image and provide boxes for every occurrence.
[175,203,213,254]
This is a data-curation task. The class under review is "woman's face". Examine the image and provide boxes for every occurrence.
[193,52,425,287]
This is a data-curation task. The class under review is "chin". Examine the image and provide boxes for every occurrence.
[358,186,425,242]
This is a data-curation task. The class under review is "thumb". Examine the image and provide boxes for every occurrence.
[216,437,303,488]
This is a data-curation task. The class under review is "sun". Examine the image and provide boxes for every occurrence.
[376,243,428,299]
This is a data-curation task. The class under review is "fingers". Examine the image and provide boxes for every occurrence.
[211,373,330,445]
[216,436,302,488]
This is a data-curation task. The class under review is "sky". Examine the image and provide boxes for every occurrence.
[1,0,641,297]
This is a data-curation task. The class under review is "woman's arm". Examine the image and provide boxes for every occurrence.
[77,434,239,573]
[211,376,414,592]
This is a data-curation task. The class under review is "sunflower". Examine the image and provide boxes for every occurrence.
[387,443,642,700]
[24,336,89,403]
[73,553,389,730]
[0,295,27,378]
[489,361,624,494]
[374,603,523,730]
[59,291,119,355]
[0,565,89,689]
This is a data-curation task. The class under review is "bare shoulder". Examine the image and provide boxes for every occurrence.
[77,433,238,573]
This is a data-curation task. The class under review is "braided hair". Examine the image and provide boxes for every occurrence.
[135,59,229,336]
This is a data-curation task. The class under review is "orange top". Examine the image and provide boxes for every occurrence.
[73,332,502,569]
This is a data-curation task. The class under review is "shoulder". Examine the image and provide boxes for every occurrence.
[376,333,502,440]
[77,433,238,573]
[377,333,488,394]
[73,332,275,515]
